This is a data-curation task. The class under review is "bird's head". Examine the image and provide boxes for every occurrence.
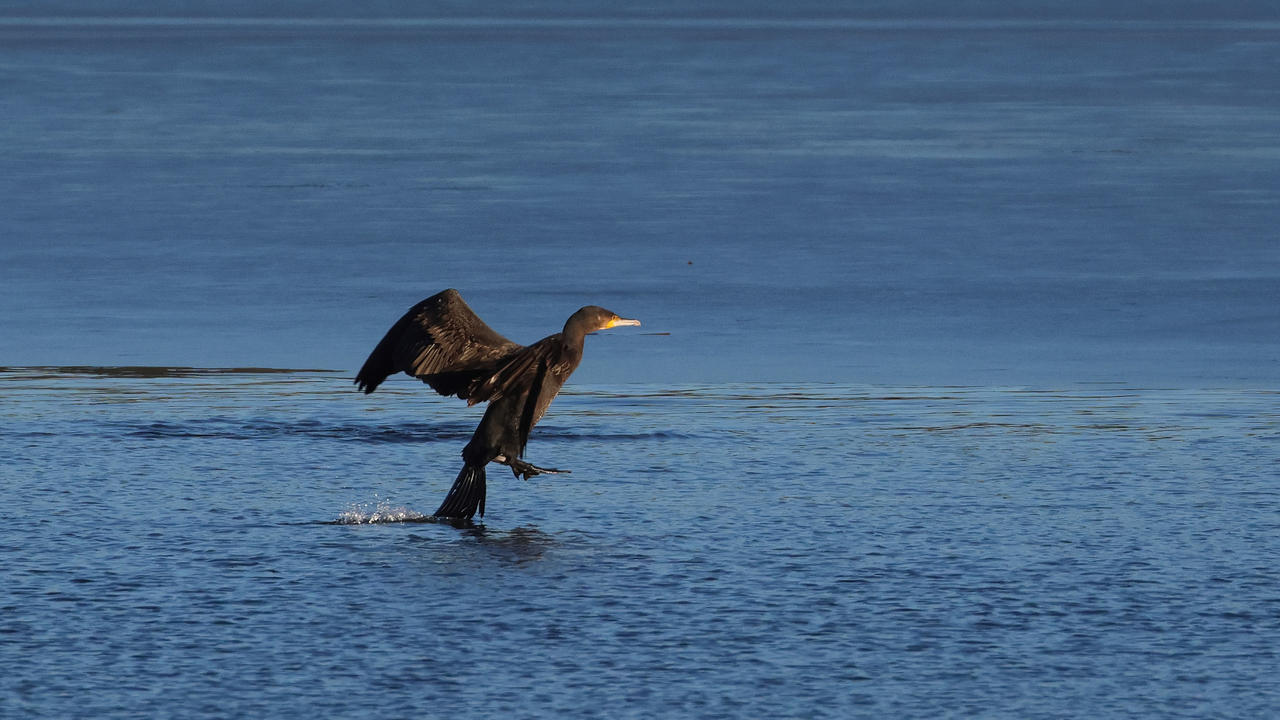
[567,305,641,335]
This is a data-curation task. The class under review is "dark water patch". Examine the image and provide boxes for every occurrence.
[0,366,342,379]
[121,418,477,443]
[531,426,703,442]
[893,421,1057,434]
[113,419,694,443]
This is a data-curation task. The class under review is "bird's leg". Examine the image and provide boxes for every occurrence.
[505,457,571,481]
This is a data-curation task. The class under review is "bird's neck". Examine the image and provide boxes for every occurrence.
[561,320,589,350]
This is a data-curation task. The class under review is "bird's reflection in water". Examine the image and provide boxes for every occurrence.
[462,524,555,565]
[404,522,556,566]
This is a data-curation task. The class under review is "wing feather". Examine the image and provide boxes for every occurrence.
[355,289,523,397]
[465,335,559,406]
[516,357,549,455]
[469,337,575,451]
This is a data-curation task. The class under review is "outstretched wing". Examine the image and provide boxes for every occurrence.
[355,289,523,398]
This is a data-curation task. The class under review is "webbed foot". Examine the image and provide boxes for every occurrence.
[507,458,571,481]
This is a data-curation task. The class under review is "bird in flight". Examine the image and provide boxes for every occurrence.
[355,289,640,521]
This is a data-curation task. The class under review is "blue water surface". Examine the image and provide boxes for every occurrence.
[3,370,1279,718]
[2,5,1280,719]
[1,7,1277,385]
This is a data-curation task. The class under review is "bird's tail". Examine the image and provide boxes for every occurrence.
[433,465,487,520]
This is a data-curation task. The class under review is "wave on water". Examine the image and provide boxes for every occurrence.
[0,365,341,379]
[122,419,687,443]
[125,418,476,443]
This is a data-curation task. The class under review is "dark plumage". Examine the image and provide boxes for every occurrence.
[355,289,640,520]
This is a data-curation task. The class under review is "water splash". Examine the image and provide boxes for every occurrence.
[335,497,430,524]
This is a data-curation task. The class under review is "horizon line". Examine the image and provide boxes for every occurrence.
[2,16,1278,32]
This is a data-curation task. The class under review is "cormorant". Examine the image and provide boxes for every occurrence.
[355,289,640,520]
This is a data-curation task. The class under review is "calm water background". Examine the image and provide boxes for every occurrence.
[2,3,1279,718]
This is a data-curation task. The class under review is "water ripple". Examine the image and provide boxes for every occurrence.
[3,373,1279,720]
[115,419,693,443]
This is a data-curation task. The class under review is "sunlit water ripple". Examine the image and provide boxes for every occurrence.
[2,368,1278,718]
